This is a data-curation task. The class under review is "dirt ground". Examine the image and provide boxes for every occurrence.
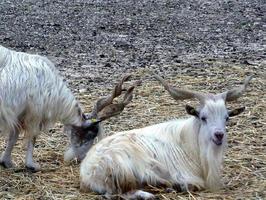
[0,0,265,199]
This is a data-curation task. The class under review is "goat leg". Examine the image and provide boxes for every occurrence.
[25,136,40,172]
[0,128,19,168]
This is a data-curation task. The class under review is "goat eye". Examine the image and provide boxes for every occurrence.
[201,116,207,122]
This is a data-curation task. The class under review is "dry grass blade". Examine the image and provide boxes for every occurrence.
[0,62,265,199]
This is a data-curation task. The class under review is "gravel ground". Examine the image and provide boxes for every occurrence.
[0,0,265,87]
[0,0,265,199]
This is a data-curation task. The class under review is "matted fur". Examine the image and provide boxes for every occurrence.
[0,45,82,134]
[80,101,229,195]
[0,45,84,169]
[79,89,251,199]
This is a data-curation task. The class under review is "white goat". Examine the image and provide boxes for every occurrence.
[80,74,252,199]
[0,45,135,171]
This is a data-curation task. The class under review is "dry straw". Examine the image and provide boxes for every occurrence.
[0,62,265,199]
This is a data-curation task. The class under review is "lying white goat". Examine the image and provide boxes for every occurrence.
[0,45,135,171]
[80,74,252,199]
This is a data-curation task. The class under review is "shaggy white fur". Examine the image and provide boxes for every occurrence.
[0,45,84,170]
[80,74,251,197]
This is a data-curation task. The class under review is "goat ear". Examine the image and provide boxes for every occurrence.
[228,107,245,117]
[72,119,101,138]
[82,119,101,129]
[185,105,199,117]
[82,113,91,120]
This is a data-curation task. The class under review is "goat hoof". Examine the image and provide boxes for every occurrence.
[0,158,14,168]
[127,190,156,200]
[26,163,40,172]
[0,161,13,168]
[165,188,175,193]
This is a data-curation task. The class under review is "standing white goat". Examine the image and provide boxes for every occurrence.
[80,74,252,199]
[0,45,135,171]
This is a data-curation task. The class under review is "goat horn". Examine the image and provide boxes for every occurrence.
[222,75,253,101]
[91,74,131,117]
[97,86,135,121]
[154,74,206,103]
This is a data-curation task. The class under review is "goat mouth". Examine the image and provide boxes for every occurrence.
[212,139,222,146]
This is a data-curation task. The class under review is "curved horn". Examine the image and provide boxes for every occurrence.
[222,75,253,102]
[91,74,131,117]
[154,74,206,103]
[97,85,135,121]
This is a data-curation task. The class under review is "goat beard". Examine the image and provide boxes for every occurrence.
[204,143,225,191]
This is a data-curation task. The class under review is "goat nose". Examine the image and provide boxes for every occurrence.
[215,132,224,141]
